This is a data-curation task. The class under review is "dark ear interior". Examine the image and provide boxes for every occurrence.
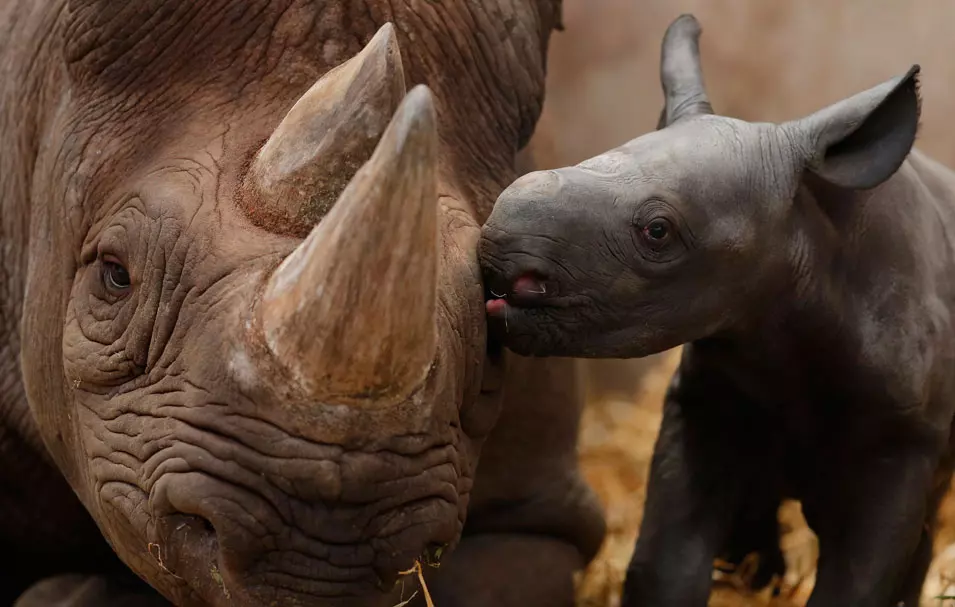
[808,65,921,190]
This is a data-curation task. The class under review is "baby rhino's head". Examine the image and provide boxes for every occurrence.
[479,14,920,357]
[479,120,783,358]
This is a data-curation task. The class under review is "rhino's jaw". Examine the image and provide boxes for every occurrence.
[135,406,462,606]
[82,374,467,607]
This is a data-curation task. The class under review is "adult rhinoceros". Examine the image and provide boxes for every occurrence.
[0,1,605,605]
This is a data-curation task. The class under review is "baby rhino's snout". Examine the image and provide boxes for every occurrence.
[481,166,616,320]
[480,170,567,310]
[479,166,624,355]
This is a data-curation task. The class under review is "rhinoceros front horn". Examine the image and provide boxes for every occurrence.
[260,85,439,404]
[242,22,407,237]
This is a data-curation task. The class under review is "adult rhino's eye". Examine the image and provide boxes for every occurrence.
[643,218,671,242]
[102,258,131,294]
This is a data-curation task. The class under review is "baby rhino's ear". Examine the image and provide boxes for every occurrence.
[790,65,920,190]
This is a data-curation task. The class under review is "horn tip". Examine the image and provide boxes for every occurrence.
[666,13,702,39]
[369,22,401,59]
[394,85,437,136]
[367,22,406,95]
[377,21,397,39]
[406,84,435,109]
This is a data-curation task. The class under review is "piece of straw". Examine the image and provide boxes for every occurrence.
[396,560,435,607]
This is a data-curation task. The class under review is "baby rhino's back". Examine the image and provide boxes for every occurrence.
[907,148,955,233]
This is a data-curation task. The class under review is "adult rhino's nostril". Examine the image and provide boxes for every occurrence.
[166,512,216,536]
[194,514,215,535]
[156,472,274,574]
[422,542,449,566]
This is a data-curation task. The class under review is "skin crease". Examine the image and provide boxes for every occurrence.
[480,14,955,607]
[0,1,605,606]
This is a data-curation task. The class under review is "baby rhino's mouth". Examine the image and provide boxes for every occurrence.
[485,271,553,318]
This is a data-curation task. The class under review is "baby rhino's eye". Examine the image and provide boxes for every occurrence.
[643,218,671,241]
[102,257,131,295]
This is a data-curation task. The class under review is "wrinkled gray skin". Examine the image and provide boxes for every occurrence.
[481,13,955,607]
[0,1,605,606]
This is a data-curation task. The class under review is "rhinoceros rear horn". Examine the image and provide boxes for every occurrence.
[659,14,714,126]
[242,22,407,237]
[260,85,439,404]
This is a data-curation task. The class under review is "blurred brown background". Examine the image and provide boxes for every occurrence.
[532,0,955,169]
[530,2,955,606]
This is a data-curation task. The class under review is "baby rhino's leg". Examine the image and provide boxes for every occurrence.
[895,457,955,605]
[622,347,781,607]
[804,445,952,607]
[716,478,786,591]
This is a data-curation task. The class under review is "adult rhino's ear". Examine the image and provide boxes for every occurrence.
[792,65,921,190]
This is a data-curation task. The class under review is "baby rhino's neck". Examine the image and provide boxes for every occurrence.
[703,175,940,410]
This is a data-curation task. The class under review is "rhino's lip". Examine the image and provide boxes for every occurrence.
[485,270,558,311]
[152,510,455,607]
[484,271,593,327]
[147,470,461,605]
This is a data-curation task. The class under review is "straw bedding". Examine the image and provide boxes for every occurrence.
[573,348,955,607]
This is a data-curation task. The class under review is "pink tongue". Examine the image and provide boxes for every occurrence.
[486,299,508,317]
[512,274,545,296]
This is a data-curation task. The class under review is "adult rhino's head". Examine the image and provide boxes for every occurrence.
[16,2,556,603]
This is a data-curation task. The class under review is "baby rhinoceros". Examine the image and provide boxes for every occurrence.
[480,12,955,607]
